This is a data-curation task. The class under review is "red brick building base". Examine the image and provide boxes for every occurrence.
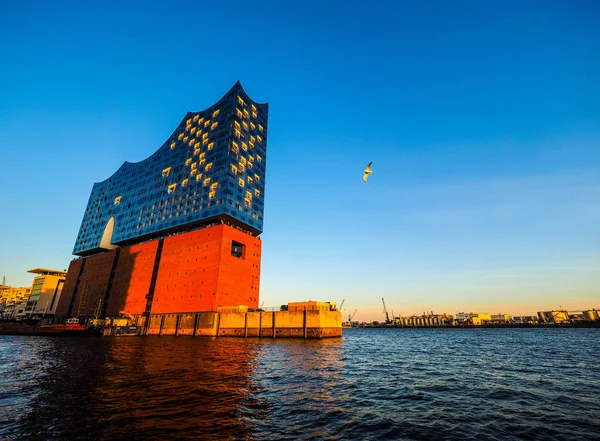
[55,224,261,320]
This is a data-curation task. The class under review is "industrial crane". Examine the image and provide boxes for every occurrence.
[382,298,391,324]
[339,299,345,312]
[348,309,357,323]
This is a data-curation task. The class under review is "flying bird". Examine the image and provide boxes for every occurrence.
[363,162,373,183]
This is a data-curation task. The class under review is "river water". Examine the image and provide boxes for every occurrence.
[0,328,598,440]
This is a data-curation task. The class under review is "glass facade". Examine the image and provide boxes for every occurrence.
[73,82,268,256]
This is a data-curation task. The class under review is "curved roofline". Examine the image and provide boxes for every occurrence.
[92,81,267,185]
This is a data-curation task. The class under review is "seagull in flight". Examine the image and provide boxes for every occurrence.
[363,162,373,183]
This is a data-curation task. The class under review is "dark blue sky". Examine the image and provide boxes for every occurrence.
[1,1,598,319]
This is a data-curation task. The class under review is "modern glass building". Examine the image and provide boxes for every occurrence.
[73,82,268,256]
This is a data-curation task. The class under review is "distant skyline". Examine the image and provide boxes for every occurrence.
[1,1,598,321]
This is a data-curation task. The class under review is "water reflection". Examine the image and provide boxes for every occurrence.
[14,336,265,440]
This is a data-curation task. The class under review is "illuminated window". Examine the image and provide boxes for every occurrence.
[190,169,197,176]
[209,191,216,199]
[230,164,238,174]
[162,167,171,177]
[239,163,245,172]
[244,198,251,207]
[203,133,208,139]
[231,141,239,152]
[183,136,189,142]
[211,122,218,130]
[212,109,220,117]
[196,174,203,181]
[259,124,264,132]
[170,141,176,149]
[249,155,254,162]
[204,120,210,128]
[186,118,192,125]
[240,157,247,165]
[114,196,122,205]
[252,111,257,118]
[250,135,255,143]
[247,176,253,184]
[234,129,242,138]
[249,141,255,149]
[182,179,189,187]
[203,138,208,145]
[246,190,252,199]
[207,142,214,150]
[257,135,262,142]
[242,142,248,151]
[200,152,206,160]
[255,174,260,181]
[250,122,256,130]
[205,162,213,171]
[193,115,199,122]
[186,158,192,166]
[242,121,248,130]
[236,109,243,118]
[238,178,245,187]
[198,117,204,125]
[251,104,257,112]
[203,177,211,186]
[210,182,218,190]
[191,162,197,169]
[189,138,195,146]
[178,133,184,140]
[254,189,260,197]
[194,148,200,156]
[200,158,206,165]
[237,96,245,106]
[247,161,253,169]
[234,121,241,130]
[168,184,177,194]
[243,108,249,118]
[191,127,197,134]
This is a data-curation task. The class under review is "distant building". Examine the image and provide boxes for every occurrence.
[537,310,570,324]
[21,268,67,319]
[490,313,512,324]
[582,309,600,321]
[513,316,538,324]
[455,312,492,326]
[0,284,31,305]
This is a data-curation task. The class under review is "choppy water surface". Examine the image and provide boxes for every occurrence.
[1,328,599,440]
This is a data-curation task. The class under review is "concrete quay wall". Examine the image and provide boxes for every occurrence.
[139,310,342,338]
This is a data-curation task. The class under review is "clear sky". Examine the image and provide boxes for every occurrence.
[1,1,598,321]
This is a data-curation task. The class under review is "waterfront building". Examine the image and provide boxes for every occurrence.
[22,268,67,319]
[582,309,600,321]
[490,313,512,324]
[537,310,570,324]
[513,316,538,324]
[56,82,268,323]
[454,312,492,326]
[0,284,31,306]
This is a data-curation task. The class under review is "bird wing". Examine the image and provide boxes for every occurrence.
[363,173,368,183]
[366,161,373,171]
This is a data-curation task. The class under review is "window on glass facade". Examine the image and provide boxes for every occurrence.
[114,196,122,205]
[162,168,171,177]
[168,184,177,194]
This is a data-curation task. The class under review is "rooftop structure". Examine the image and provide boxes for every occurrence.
[73,81,268,256]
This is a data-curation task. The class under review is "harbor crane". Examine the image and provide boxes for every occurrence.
[348,309,357,323]
[339,299,345,312]
[382,298,391,324]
